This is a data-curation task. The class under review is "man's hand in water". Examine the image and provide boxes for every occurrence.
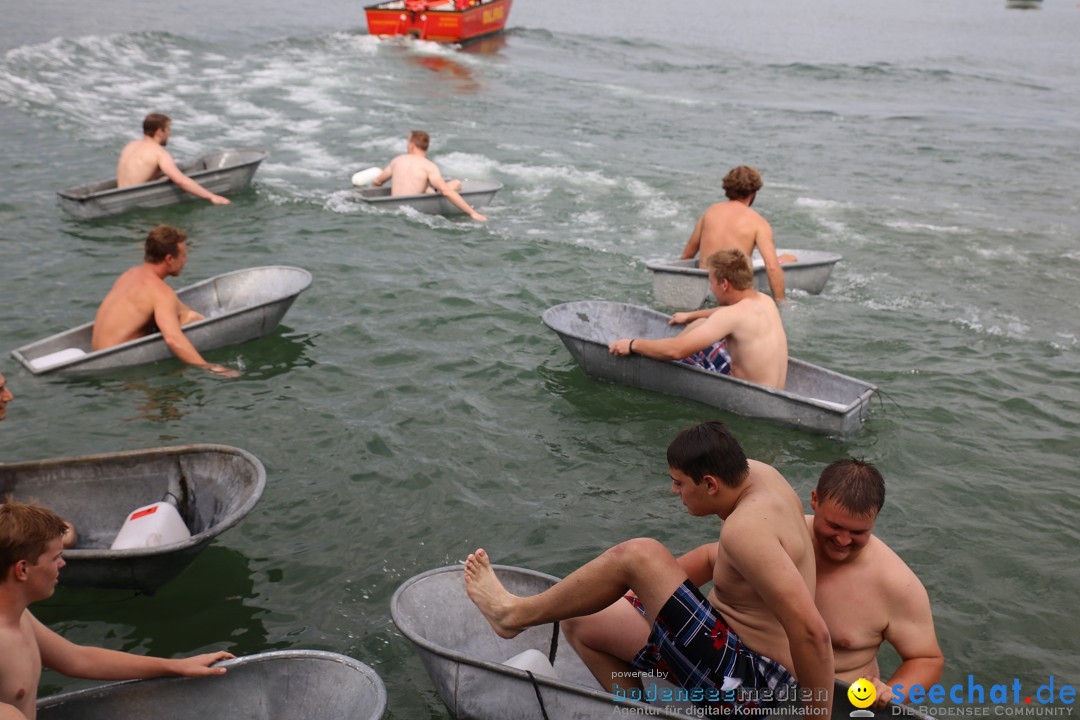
[205,363,240,378]
[470,211,488,222]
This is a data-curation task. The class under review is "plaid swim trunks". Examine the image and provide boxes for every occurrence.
[678,339,731,375]
[626,580,797,712]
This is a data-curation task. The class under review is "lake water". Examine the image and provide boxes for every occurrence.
[2,0,1079,716]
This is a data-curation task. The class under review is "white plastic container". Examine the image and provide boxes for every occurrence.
[502,649,557,679]
[110,502,191,550]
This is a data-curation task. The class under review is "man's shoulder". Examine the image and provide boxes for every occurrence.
[851,535,926,596]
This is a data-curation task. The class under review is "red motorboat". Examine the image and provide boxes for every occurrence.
[364,0,511,44]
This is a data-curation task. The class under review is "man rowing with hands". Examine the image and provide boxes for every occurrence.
[680,165,793,301]
[808,459,944,707]
[609,248,788,391]
[117,113,230,206]
[92,224,239,377]
[0,502,233,719]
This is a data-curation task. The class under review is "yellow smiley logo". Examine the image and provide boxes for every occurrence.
[848,678,877,709]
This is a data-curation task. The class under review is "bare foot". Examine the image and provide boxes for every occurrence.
[464,549,523,639]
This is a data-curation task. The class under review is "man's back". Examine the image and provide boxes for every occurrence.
[91,266,169,350]
[387,154,437,196]
[692,201,770,267]
[709,460,816,675]
[117,138,166,188]
[701,290,788,389]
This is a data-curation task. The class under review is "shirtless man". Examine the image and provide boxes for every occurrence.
[0,502,233,719]
[809,459,944,707]
[372,131,487,221]
[116,113,230,206]
[609,249,788,390]
[680,165,788,300]
[0,373,77,549]
[465,422,833,718]
[91,225,238,377]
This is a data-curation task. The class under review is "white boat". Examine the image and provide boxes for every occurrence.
[392,564,928,720]
[354,179,502,215]
[646,248,842,309]
[542,300,876,436]
[37,650,386,719]
[0,444,265,591]
[11,266,311,375]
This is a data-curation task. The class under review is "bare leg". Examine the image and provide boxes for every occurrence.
[563,598,650,692]
[778,253,798,264]
[464,539,687,641]
[446,178,463,192]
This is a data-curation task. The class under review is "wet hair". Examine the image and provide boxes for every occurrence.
[722,165,763,200]
[144,224,187,263]
[143,113,171,137]
[706,249,754,290]
[667,421,749,487]
[815,459,885,517]
[0,501,68,580]
[409,130,430,151]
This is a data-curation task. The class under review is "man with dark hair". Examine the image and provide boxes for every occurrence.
[116,113,231,206]
[680,165,789,300]
[609,249,788,390]
[0,502,233,718]
[91,225,239,377]
[371,130,487,221]
[465,422,833,718]
[808,459,944,707]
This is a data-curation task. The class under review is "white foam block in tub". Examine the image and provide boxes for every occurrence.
[29,347,86,371]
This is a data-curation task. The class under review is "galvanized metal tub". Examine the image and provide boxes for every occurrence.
[57,149,268,220]
[392,565,926,720]
[542,300,876,436]
[354,179,502,215]
[646,248,842,309]
[37,650,386,720]
[0,444,266,591]
[11,265,312,375]
[393,564,691,719]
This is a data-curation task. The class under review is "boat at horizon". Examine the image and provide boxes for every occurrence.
[364,0,512,43]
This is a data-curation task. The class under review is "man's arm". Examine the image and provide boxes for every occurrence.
[872,574,944,707]
[754,223,785,301]
[372,163,394,187]
[154,288,238,377]
[429,170,487,221]
[724,515,833,720]
[677,543,717,587]
[669,308,717,326]
[157,151,231,205]
[32,614,233,681]
[679,215,705,260]
[610,308,735,360]
[0,703,26,720]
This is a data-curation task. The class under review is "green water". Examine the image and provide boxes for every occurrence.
[2,0,1079,716]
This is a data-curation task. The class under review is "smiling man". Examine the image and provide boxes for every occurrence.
[0,502,234,719]
[465,421,833,718]
[808,459,944,707]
